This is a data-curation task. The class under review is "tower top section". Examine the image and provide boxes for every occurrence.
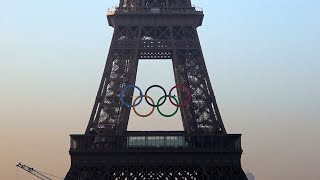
[107,0,203,26]
[108,0,202,16]
[120,0,192,9]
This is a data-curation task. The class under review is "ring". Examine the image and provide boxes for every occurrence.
[120,85,143,108]
[119,84,192,117]
[156,95,179,117]
[132,95,155,117]
[144,85,167,107]
[169,84,192,107]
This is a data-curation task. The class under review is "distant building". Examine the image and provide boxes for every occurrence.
[246,172,255,180]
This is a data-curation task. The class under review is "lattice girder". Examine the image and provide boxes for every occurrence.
[119,0,192,9]
[85,25,226,134]
[70,3,247,180]
[65,155,247,180]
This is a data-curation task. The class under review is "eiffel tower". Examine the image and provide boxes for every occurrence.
[65,0,247,179]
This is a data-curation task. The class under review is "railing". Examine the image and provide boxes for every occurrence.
[70,132,242,152]
[107,6,203,16]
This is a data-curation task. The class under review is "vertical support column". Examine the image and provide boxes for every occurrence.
[86,26,140,134]
[171,25,195,134]
[85,29,119,134]
[117,26,142,132]
[171,26,226,134]
[194,29,227,134]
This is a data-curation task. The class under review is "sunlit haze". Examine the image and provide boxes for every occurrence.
[1,0,319,179]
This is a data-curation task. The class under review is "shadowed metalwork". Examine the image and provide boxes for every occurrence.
[65,0,247,179]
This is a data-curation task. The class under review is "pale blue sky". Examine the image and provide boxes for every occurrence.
[0,0,320,179]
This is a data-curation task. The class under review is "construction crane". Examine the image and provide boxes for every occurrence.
[16,163,63,180]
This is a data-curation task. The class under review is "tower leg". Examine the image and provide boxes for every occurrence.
[171,26,226,134]
[86,26,140,134]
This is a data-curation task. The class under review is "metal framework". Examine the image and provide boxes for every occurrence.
[65,0,247,179]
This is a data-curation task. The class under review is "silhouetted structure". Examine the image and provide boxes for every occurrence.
[65,0,247,179]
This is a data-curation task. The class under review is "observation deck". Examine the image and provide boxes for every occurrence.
[70,131,242,153]
[106,0,204,26]
[68,132,246,179]
[107,6,203,16]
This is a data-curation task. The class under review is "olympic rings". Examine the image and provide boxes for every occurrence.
[120,84,192,117]
[156,95,179,117]
[120,85,143,108]
[144,85,167,107]
[169,84,192,107]
[133,95,155,117]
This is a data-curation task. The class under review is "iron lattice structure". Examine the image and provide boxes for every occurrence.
[66,0,247,179]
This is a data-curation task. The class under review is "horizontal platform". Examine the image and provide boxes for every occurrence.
[107,8,204,27]
[108,7,203,16]
[70,131,242,153]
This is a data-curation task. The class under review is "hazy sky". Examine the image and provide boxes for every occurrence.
[1,0,320,179]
